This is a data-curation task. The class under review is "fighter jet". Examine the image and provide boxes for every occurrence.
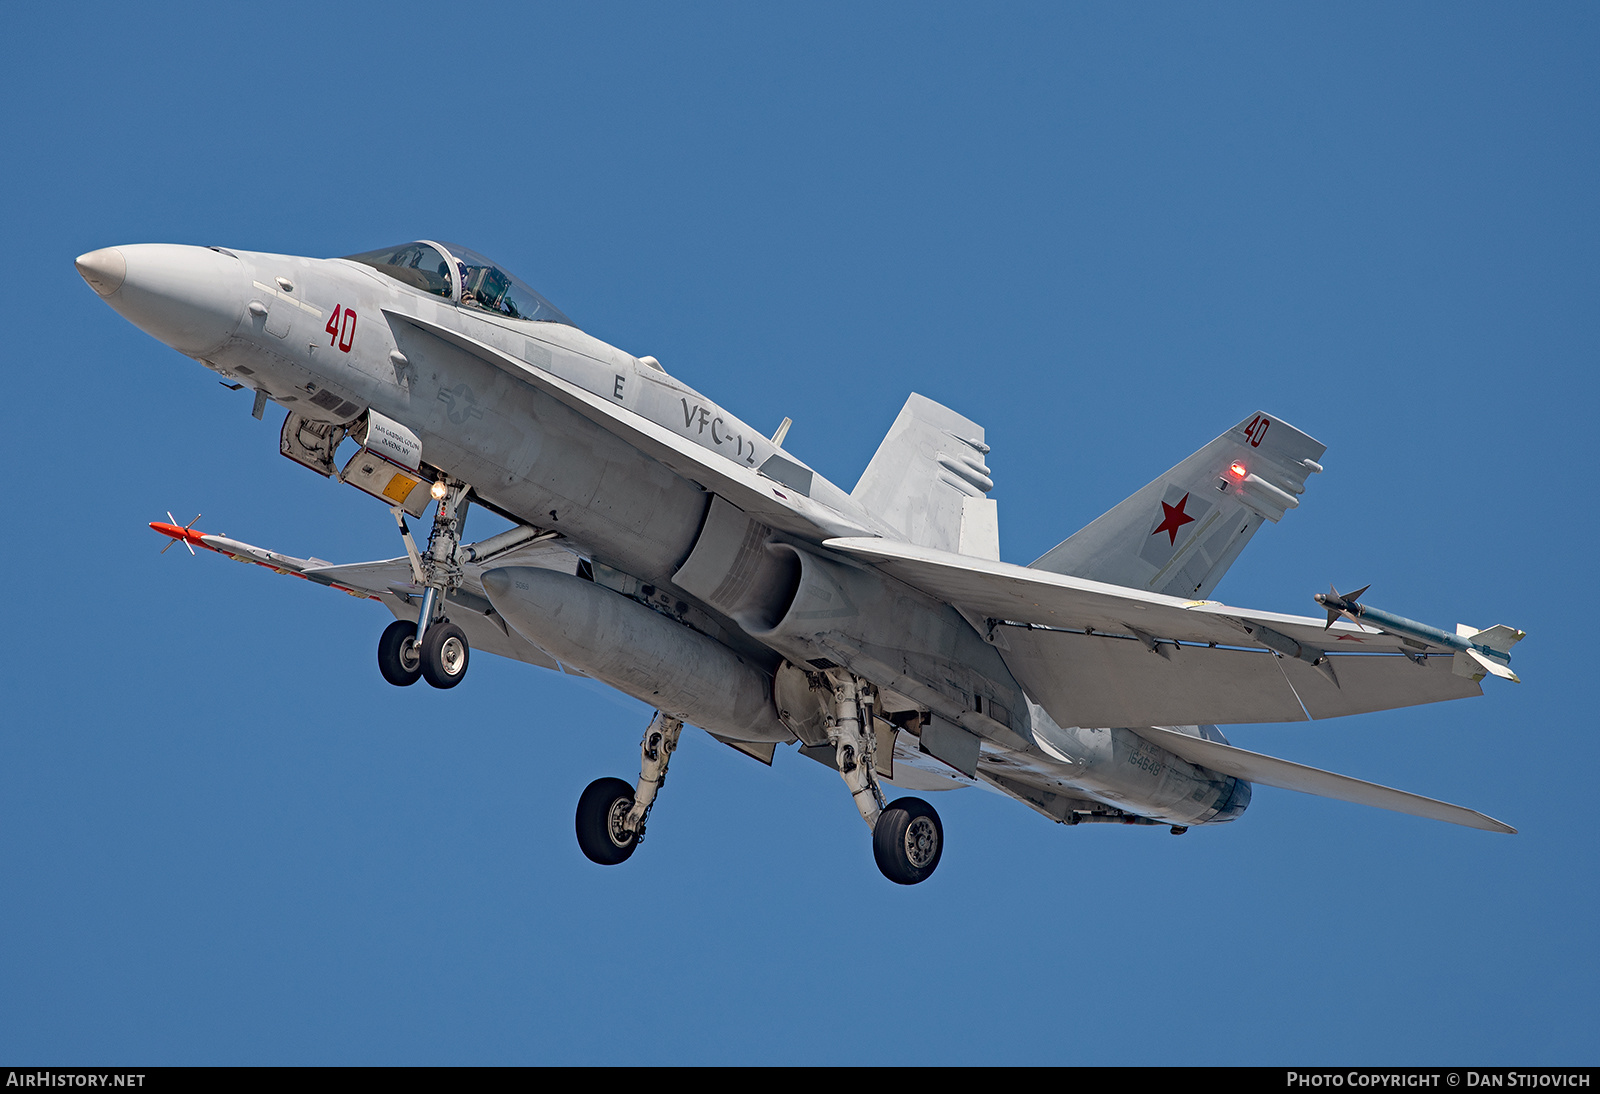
[78,240,1524,885]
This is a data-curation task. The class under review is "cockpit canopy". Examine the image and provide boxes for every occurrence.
[343,241,574,327]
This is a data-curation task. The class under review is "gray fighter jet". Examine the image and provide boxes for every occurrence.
[80,240,1524,884]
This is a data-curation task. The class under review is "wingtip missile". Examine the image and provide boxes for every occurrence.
[1313,584,1525,683]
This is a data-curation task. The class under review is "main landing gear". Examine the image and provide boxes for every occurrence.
[572,676,944,885]
[377,478,472,690]
[576,713,682,866]
[826,672,943,885]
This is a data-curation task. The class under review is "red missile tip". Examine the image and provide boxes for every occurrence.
[150,521,206,545]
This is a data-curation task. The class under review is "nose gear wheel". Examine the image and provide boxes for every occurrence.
[419,621,469,688]
[377,619,423,686]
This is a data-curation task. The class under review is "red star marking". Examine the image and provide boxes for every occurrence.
[1151,493,1197,546]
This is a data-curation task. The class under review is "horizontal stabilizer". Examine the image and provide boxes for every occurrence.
[1130,725,1515,834]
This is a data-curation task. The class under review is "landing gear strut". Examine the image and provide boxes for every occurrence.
[827,672,944,885]
[575,713,683,866]
[378,478,473,689]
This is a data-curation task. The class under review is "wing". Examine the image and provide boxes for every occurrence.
[822,536,1481,728]
[154,525,579,674]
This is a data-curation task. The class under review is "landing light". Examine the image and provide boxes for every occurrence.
[430,481,449,500]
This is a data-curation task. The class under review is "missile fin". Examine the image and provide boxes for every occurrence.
[1322,583,1370,629]
[1454,647,1521,684]
[1465,624,1525,655]
[1322,585,1339,629]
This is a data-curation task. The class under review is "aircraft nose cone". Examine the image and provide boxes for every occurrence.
[79,243,247,357]
[75,247,127,296]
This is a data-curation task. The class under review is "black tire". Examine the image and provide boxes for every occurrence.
[377,619,423,687]
[419,621,469,689]
[575,777,639,866]
[872,796,943,885]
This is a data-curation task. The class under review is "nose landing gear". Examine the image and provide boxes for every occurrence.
[377,478,474,690]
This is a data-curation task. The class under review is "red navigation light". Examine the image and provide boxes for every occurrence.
[1229,462,1247,478]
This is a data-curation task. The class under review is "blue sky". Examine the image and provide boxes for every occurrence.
[2,2,1595,1064]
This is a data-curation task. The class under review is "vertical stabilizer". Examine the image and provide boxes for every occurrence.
[1031,412,1325,599]
[852,393,996,557]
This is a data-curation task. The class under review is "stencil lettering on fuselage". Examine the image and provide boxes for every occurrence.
[679,397,759,466]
